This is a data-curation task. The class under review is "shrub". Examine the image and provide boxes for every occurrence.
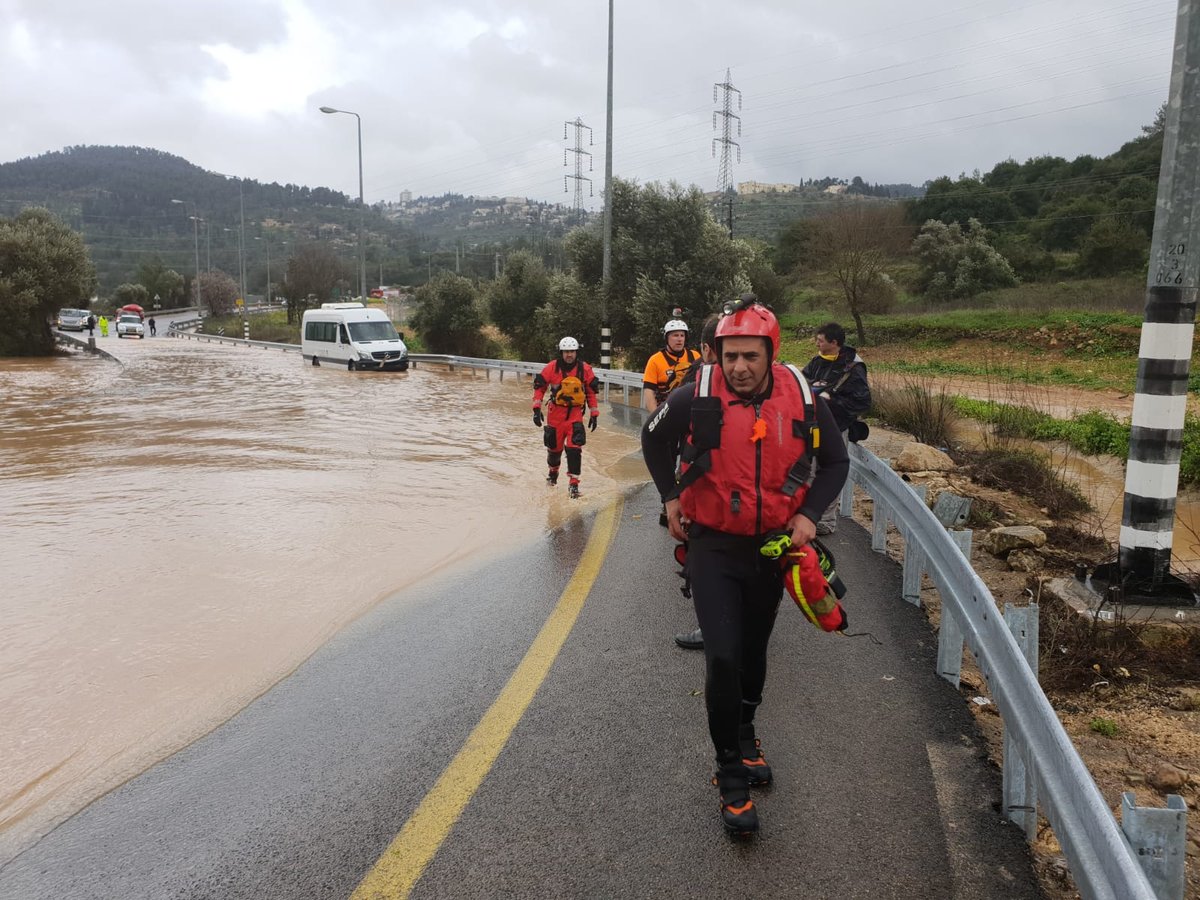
[912,218,1018,301]
[871,381,958,446]
[966,448,1090,518]
[1089,717,1119,737]
[953,399,1133,465]
[1076,219,1149,277]
[410,273,488,355]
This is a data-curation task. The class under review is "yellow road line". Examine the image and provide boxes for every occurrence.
[350,497,623,900]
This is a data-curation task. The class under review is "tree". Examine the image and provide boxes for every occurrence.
[1031,196,1109,251]
[562,178,757,368]
[487,250,550,359]
[197,270,239,315]
[772,218,827,275]
[0,208,96,356]
[112,283,150,309]
[410,273,487,355]
[1077,220,1149,276]
[282,242,345,323]
[1142,101,1167,137]
[741,242,788,311]
[912,218,1019,301]
[812,203,910,345]
[532,273,604,362]
[907,176,1018,229]
[135,257,185,307]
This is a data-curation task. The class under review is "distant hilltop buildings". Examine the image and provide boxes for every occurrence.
[383,192,589,235]
[737,181,801,195]
[732,178,923,199]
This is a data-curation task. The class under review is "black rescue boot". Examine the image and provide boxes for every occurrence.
[568,482,581,499]
[739,722,772,787]
[547,470,559,486]
[713,758,759,837]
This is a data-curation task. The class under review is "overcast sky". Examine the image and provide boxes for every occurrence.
[1,0,1176,209]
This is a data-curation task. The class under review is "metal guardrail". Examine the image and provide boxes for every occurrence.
[406,353,646,408]
[167,329,301,353]
[162,337,651,409]
[844,443,1180,900]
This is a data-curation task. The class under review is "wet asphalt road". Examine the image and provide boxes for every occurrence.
[0,481,1043,900]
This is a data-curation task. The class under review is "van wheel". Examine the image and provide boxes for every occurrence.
[347,360,355,371]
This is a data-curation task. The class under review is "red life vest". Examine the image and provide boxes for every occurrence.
[534,359,598,410]
[678,363,818,536]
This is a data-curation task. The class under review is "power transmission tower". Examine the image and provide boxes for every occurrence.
[564,117,594,222]
[712,68,742,237]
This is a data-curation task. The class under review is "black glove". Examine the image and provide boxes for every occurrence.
[588,413,598,432]
[533,409,543,427]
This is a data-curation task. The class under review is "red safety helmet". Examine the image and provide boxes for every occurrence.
[715,294,780,360]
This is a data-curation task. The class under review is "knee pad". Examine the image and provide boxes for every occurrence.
[565,447,582,476]
[543,425,558,450]
[547,450,562,468]
[571,420,586,447]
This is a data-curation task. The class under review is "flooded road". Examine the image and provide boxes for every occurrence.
[0,336,642,864]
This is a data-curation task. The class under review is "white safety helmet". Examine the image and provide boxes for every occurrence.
[663,319,689,337]
[558,336,580,351]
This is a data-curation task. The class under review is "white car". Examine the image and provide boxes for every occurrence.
[116,314,145,339]
[57,309,89,331]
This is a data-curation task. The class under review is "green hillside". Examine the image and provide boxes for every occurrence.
[0,147,575,294]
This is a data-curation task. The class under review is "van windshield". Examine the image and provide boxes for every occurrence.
[348,321,400,343]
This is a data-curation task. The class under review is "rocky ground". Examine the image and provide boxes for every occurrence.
[853,426,1200,900]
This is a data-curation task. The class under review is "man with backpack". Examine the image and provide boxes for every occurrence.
[532,337,600,499]
[801,322,871,535]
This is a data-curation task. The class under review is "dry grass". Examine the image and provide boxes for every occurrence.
[870,378,960,447]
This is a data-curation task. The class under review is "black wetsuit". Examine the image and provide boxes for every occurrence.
[641,372,849,760]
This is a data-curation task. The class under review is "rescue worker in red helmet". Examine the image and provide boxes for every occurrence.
[640,295,849,837]
[532,336,600,499]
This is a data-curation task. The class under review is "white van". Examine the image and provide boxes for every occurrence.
[301,303,410,371]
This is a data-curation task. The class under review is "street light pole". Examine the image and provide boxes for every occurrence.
[256,236,280,306]
[171,198,202,308]
[319,105,367,301]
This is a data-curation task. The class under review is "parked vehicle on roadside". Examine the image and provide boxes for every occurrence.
[57,309,89,331]
[116,314,145,339]
[301,303,409,371]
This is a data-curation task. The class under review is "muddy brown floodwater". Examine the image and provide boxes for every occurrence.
[0,337,642,864]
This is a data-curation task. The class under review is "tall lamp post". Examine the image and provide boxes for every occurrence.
[319,105,367,301]
[256,237,286,306]
[171,198,202,308]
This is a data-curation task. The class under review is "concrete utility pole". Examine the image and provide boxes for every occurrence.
[713,68,742,238]
[563,117,594,220]
[600,0,614,370]
[1099,0,1200,603]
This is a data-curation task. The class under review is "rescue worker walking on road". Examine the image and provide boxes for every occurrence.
[642,316,701,413]
[641,296,849,837]
[533,337,600,499]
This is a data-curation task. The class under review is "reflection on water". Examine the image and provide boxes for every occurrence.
[0,338,642,863]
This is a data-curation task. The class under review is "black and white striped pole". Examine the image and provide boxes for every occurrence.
[600,326,612,369]
[1097,0,1200,603]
